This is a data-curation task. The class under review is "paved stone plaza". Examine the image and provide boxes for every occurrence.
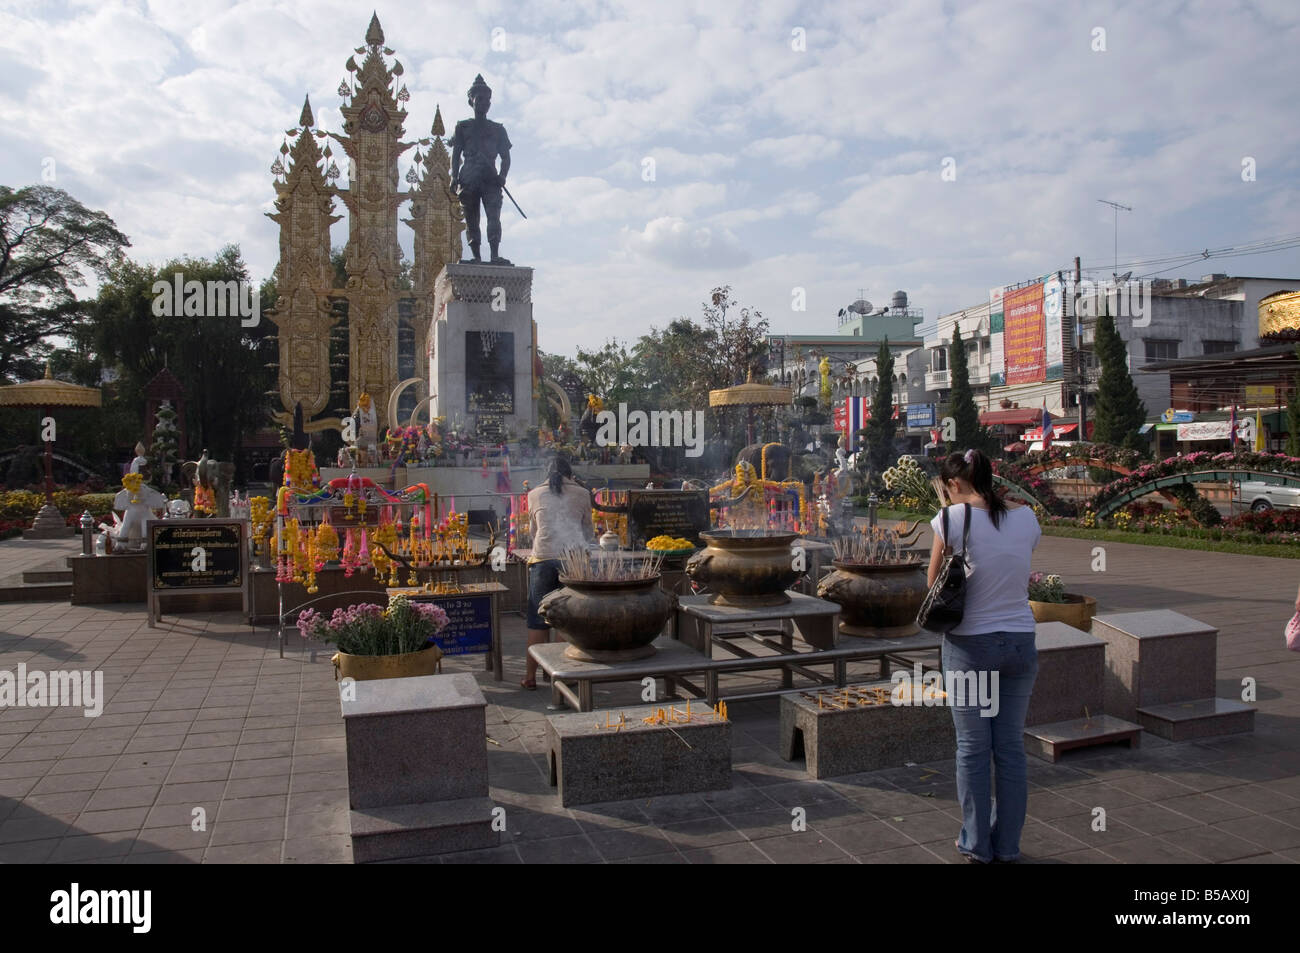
[0,529,1297,864]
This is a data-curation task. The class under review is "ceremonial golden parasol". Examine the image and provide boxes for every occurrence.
[709,370,792,445]
[0,365,102,538]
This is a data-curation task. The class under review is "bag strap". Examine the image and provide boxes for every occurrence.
[941,505,952,556]
[960,502,971,556]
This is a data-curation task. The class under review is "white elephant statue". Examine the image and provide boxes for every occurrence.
[112,482,168,551]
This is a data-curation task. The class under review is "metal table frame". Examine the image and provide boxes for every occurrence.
[529,628,943,712]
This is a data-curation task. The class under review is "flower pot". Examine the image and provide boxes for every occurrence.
[538,575,675,662]
[1029,593,1097,631]
[330,642,444,681]
[685,529,800,607]
[817,559,928,637]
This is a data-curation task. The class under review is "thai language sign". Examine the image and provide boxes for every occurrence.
[1003,283,1046,385]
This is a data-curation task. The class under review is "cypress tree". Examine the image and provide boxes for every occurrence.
[1091,310,1147,451]
[866,338,896,477]
[948,327,993,453]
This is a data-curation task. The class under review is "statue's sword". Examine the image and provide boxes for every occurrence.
[502,183,527,219]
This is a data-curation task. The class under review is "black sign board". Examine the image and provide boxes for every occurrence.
[429,593,492,655]
[626,489,710,546]
[146,519,250,629]
[149,520,245,591]
[466,330,514,414]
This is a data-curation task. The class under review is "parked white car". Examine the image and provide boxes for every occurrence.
[1233,480,1300,511]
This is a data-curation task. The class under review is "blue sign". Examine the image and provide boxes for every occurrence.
[430,594,492,655]
[907,404,935,428]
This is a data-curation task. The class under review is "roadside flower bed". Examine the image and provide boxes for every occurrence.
[1015,444,1147,474]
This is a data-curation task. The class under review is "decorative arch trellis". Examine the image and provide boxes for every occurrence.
[991,447,1300,522]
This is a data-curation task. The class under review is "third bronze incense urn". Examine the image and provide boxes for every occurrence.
[685,529,801,607]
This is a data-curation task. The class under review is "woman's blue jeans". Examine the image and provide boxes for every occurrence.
[941,630,1038,863]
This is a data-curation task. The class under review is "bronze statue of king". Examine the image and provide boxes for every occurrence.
[449,74,512,265]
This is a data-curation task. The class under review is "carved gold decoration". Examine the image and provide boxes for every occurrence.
[269,15,462,431]
[1260,289,1300,340]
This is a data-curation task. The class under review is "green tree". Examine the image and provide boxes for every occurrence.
[948,327,995,454]
[87,245,276,478]
[701,286,768,387]
[0,185,130,383]
[1091,310,1147,451]
[865,339,896,481]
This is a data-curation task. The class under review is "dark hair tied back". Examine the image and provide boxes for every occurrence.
[939,448,1008,528]
[547,454,573,494]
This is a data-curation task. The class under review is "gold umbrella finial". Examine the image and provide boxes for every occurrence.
[44,363,53,380]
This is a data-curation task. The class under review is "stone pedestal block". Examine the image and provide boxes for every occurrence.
[1092,610,1217,721]
[547,702,731,806]
[1026,622,1107,726]
[779,680,955,778]
[342,673,488,809]
[340,672,498,861]
[70,553,148,604]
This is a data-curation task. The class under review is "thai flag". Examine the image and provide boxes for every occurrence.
[844,397,869,437]
[1041,400,1053,451]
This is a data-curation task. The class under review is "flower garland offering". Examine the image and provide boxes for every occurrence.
[121,472,143,504]
[646,535,693,551]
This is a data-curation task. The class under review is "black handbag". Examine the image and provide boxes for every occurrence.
[916,503,971,634]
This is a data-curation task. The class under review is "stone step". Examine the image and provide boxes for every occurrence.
[1024,714,1143,763]
[350,796,499,863]
[0,582,72,603]
[1135,697,1256,742]
[22,569,72,584]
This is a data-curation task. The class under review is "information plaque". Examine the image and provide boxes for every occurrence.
[146,519,249,627]
[626,489,710,546]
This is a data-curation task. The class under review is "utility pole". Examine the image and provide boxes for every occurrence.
[1075,256,1087,439]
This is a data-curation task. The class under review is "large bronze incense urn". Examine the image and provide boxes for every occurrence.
[538,575,675,662]
[685,529,801,607]
[817,559,927,637]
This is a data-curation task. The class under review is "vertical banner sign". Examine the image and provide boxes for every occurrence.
[1003,282,1046,385]
[989,287,1006,386]
[1044,275,1065,381]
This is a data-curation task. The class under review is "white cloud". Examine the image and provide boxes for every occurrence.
[622,216,752,270]
[743,135,842,167]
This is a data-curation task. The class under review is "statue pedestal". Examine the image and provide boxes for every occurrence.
[430,263,535,434]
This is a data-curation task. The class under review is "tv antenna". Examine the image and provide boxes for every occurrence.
[1097,199,1132,276]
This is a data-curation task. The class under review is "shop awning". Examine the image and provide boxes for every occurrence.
[1023,421,1093,440]
[980,408,1050,427]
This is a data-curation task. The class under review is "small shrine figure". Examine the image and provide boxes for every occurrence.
[112,473,167,551]
[128,441,149,476]
[191,449,218,516]
[354,391,379,466]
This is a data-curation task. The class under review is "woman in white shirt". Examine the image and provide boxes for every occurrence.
[927,449,1041,864]
[522,456,593,689]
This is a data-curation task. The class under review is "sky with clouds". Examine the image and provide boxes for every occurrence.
[2,0,1298,357]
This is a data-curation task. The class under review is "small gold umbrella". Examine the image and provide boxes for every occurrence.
[709,370,792,445]
[0,365,103,538]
